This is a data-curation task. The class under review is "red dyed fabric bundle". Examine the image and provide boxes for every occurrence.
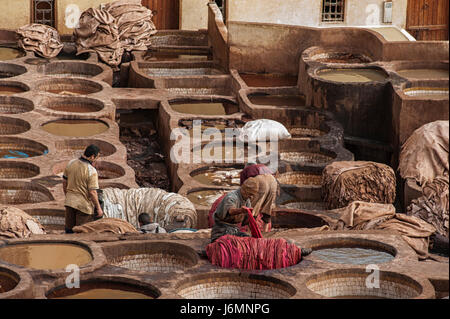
[206,235,302,270]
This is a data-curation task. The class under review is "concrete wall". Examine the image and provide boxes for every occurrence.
[226,0,408,28]
[180,0,209,30]
[0,0,31,30]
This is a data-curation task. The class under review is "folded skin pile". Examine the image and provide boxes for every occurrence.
[16,23,63,58]
[322,161,396,210]
[72,217,139,234]
[206,235,302,270]
[407,173,449,239]
[104,0,157,52]
[0,207,45,239]
[74,7,124,68]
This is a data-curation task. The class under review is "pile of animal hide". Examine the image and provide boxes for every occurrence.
[16,24,63,58]
[0,207,45,239]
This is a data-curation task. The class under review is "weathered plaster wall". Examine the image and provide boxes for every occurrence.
[180,0,209,30]
[226,0,408,28]
[0,0,30,30]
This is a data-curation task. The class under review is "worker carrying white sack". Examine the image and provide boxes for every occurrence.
[96,187,197,231]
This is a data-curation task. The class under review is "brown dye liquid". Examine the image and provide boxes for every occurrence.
[0,272,18,293]
[144,52,209,61]
[171,102,239,115]
[194,145,248,162]
[46,104,101,113]
[192,167,242,187]
[0,86,26,95]
[403,88,449,99]
[41,120,108,137]
[54,288,153,299]
[187,190,227,206]
[316,69,387,82]
[312,248,394,265]
[46,89,90,96]
[398,69,449,79]
[240,74,298,87]
[248,95,306,108]
[0,243,92,270]
[0,47,24,61]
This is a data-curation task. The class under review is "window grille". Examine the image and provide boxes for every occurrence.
[322,0,345,22]
[34,0,55,27]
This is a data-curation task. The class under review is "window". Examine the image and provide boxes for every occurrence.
[215,0,226,22]
[33,0,55,27]
[322,0,345,22]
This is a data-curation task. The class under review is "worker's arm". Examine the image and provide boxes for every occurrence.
[89,189,104,218]
[262,213,271,233]
[228,207,248,216]
[62,178,68,195]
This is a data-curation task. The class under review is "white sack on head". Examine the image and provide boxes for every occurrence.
[238,119,291,143]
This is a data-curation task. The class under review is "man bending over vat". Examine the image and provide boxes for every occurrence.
[63,144,104,234]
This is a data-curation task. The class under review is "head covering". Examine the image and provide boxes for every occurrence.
[240,176,259,200]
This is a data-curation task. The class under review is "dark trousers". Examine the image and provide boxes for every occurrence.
[65,206,94,233]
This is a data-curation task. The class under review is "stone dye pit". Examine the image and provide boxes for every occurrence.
[248,94,306,108]
[0,47,25,61]
[190,166,242,187]
[170,101,239,116]
[0,63,27,78]
[0,269,18,293]
[0,116,30,135]
[403,87,449,99]
[187,189,228,207]
[315,68,388,83]
[397,68,449,80]
[46,279,159,299]
[0,243,92,270]
[0,97,33,114]
[0,83,28,95]
[36,78,103,95]
[239,73,298,87]
[312,248,394,265]
[0,181,54,205]
[41,119,109,137]
[0,161,40,179]
[0,137,48,158]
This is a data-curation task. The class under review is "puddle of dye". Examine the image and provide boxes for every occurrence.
[316,69,387,82]
[187,190,227,206]
[0,243,92,270]
[0,86,25,95]
[0,272,17,293]
[0,47,24,61]
[171,102,239,115]
[54,288,153,299]
[0,149,44,159]
[312,247,394,265]
[248,95,305,108]
[403,88,449,99]
[145,67,223,76]
[240,74,298,87]
[192,167,242,186]
[41,120,108,137]
[398,69,449,79]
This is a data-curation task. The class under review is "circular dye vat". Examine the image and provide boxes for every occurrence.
[0,97,34,114]
[0,137,48,158]
[24,58,49,65]
[0,47,25,61]
[0,85,27,96]
[179,119,245,138]
[41,119,109,137]
[0,161,40,179]
[403,87,449,99]
[240,73,298,87]
[192,143,256,162]
[187,189,227,206]
[144,51,210,61]
[170,101,239,115]
[248,94,306,108]
[311,52,371,64]
[280,152,334,164]
[0,270,18,293]
[306,269,423,299]
[0,63,27,79]
[0,243,92,270]
[289,127,326,138]
[0,116,31,135]
[279,200,327,211]
[312,247,394,265]
[36,78,103,95]
[277,171,322,186]
[47,280,159,299]
[106,242,198,273]
[397,69,449,79]
[39,62,104,78]
[191,166,242,187]
[55,139,116,158]
[53,160,125,180]
[0,181,54,205]
[144,67,224,77]
[177,274,296,299]
[316,68,387,82]
[40,97,104,113]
